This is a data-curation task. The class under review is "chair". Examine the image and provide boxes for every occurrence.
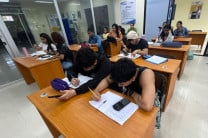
[106,40,122,57]
[192,30,202,32]
[154,72,168,129]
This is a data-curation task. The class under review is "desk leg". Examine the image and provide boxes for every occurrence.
[13,60,35,84]
[178,51,188,79]
[39,111,61,138]
[163,68,179,111]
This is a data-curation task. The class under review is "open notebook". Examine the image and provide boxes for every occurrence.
[62,74,93,89]
[89,91,138,125]
[118,53,141,59]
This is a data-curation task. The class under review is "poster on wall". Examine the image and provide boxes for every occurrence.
[120,0,136,24]
[189,1,203,19]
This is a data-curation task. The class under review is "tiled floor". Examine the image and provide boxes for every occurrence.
[0,56,208,138]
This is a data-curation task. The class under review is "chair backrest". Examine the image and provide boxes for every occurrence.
[154,72,168,109]
[107,40,122,56]
[192,30,202,32]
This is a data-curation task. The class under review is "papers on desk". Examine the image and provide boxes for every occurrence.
[118,53,141,59]
[89,91,138,125]
[145,55,168,65]
[37,55,54,60]
[62,74,93,89]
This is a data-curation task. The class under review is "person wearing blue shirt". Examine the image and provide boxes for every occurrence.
[173,21,189,37]
[87,28,104,53]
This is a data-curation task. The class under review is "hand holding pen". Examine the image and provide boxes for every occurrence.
[88,87,101,101]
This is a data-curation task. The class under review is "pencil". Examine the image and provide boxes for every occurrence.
[88,87,97,95]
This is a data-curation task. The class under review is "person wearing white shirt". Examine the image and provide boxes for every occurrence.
[34,33,57,55]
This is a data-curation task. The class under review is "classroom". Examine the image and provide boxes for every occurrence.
[0,0,208,137]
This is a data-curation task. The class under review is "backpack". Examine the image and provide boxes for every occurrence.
[51,78,69,91]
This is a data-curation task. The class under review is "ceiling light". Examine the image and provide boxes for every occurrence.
[0,0,10,2]
[35,1,53,4]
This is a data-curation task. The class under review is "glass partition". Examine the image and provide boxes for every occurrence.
[58,0,93,44]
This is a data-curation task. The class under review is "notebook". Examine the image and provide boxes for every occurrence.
[118,53,141,59]
[89,91,139,125]
[62,74,93,89]
[145,55,168,64]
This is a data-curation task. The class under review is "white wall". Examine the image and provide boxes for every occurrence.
[113,0,145,37]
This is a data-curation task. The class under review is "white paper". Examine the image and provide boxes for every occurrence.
[89,91,139,125]
[118,53,141,59]
[62,74,93,89]
[145,55,168,64]
[37,55,53,60]
[35,51,46,56]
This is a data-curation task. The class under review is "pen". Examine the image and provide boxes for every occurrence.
[98,100,107,108]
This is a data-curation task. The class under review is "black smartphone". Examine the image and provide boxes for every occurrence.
[48,95,62,98]
[113,98,130,111]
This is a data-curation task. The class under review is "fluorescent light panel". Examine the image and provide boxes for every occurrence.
[35,1,53,4]
[0,0,10,2]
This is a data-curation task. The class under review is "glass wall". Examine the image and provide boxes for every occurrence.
[92,0,115,35]
[58,0,92,44]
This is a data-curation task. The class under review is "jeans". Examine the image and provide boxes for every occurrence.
[62,61,73,70]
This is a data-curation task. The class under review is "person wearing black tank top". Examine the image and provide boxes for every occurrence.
[92,58,155,112]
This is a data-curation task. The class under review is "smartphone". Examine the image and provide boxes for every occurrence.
[113,98,130,111]
[48,95,62,98]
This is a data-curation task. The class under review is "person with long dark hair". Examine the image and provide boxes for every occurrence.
[108,23,123,41]
[34,33,57,55]
[51,32,73,70]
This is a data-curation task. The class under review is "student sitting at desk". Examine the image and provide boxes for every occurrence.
[92,58,157,112]
[34,33,57,55]
[123,31,148,56]
[158,25,174,42]
[58,48,111,101]
[173,21,188,37]
[51,32,73,70]
[87,28,104,54]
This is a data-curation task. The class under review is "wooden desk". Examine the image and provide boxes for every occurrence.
[173,37,192,45]
[148,45,190,79]
[110,56,181,111]
[28,87,158,138]
[188,32,207,48]
[151,37,192,45]
[13,57,64,89]
[68,44,98,52]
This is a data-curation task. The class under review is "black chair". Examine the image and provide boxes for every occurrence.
[154,72,168,128]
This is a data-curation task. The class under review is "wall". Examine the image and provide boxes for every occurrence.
[113,0,145,37]
[21,2,57,43]
[172,0,208,31]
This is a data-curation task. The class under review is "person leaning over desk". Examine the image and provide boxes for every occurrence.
[92,58,157,112]
[58,47,111,101]
[122,31,148,56]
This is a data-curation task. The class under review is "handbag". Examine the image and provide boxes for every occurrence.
[51,78,69,91]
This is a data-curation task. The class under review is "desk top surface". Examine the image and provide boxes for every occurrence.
[173,37,192,42]
[28,87,158,137]
[13,56,59,68]
[149,45,190,52]
[68,44,98,52]
[110,56,181,74]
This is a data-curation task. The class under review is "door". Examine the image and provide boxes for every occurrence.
[0,18,21,86]
[1,13,35,55]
